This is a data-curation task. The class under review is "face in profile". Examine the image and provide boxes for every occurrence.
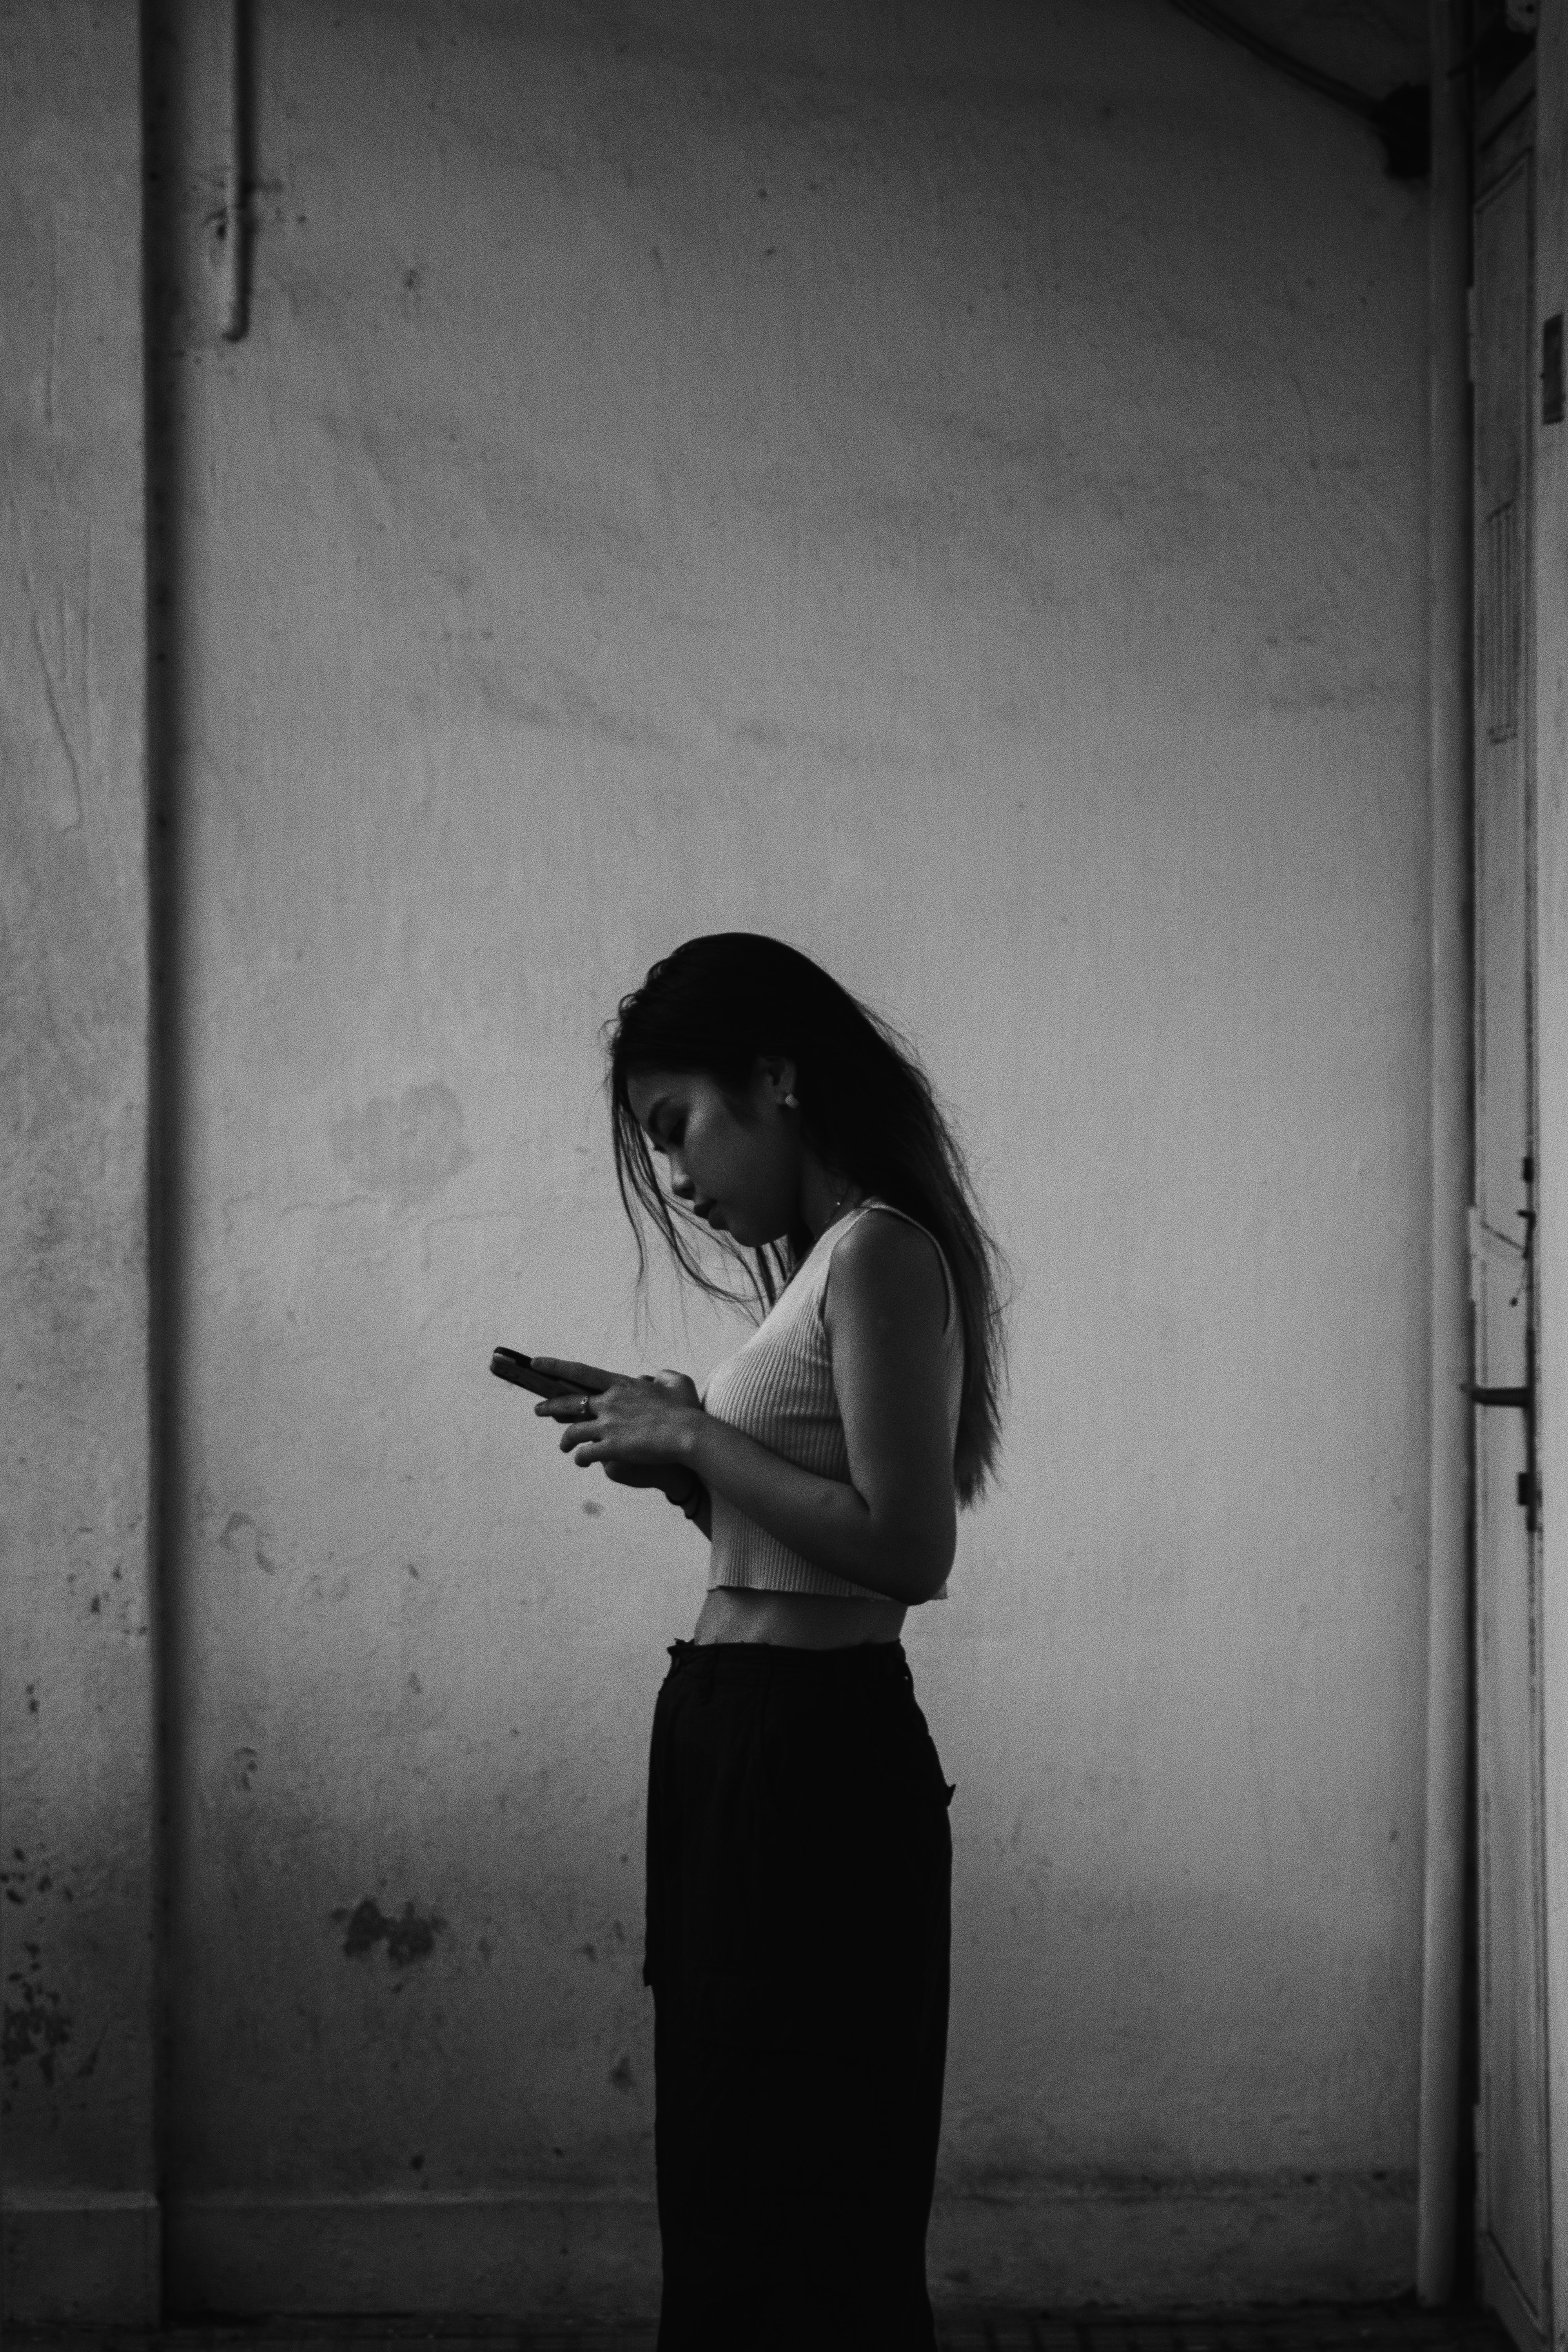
[626,1065,802,1250]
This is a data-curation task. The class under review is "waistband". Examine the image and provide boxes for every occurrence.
[663,1637,910,1686]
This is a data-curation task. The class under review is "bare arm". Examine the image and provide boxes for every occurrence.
[691,1217,955,1600]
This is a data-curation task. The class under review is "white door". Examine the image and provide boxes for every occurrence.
[1473,91,1553,2352]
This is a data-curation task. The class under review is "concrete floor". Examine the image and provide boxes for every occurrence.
[9,2306,1517,2352]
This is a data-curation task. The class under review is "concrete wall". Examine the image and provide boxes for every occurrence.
[6,0,1441,2321]
[158,0,1434,2313]
[0,0,158,2324]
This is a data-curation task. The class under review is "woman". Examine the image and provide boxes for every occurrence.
[530,933,1007,2352]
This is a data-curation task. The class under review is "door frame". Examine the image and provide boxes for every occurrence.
[1471,55,1549,2352]
[1420,5,1567,2329]
[1531,7,1568,2349]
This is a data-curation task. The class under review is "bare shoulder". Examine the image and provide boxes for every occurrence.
[826,1209,948,1331]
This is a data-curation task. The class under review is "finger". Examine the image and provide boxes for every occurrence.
[559,1423,597,1454]
[528,1357,625,1393]
[535,1393,596,1420]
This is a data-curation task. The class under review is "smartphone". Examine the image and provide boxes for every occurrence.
[489,1347,607,1401]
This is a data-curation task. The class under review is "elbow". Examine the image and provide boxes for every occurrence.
[901,1550,953,1606]
[838,1486,954,1603]
[874,1525,953,1607]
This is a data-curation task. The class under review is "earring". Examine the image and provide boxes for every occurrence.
[782,1093,800,1109]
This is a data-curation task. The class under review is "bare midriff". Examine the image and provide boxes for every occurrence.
[692,1585,909,1650]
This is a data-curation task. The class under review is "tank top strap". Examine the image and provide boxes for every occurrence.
[820,1198,958,1337]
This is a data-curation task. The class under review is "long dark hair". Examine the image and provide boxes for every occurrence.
[606,933,1009,1505]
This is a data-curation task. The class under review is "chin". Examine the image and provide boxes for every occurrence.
[738,1218,791,1251]
[712,1204,788,1250]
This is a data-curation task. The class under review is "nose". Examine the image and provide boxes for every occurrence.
[668,1165,695,1202]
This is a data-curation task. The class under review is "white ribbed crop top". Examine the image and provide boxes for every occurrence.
[699,1199,964,1602]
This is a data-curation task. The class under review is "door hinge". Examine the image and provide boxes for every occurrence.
[1544,314,1565,425]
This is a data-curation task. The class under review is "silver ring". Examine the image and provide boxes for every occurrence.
[579,1395,593,1420]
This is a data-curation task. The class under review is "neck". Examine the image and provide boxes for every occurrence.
[799,1159,864,1242]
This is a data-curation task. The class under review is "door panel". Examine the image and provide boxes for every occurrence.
[1473,123,1553,2352]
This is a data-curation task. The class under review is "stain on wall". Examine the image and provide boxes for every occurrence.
[3,1945,73,2090]
[329,1083,474,1213]
[334,1898,448,1967]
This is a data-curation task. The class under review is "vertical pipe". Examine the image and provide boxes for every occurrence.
[217,0,249,342]
[1417,0,1475,2308]
[142,3,183,2311]
[142,0,207,2297]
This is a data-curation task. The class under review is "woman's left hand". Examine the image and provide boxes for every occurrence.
[535,1370,704,1472]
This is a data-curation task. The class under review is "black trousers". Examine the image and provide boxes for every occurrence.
[644,1637,954,2352]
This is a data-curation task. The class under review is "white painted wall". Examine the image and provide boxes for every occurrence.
[6,0,1441,2321]
[0,0,157,2323]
